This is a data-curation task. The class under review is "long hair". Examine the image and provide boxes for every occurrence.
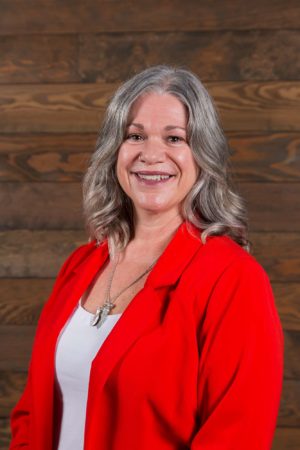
[82,65,251,257]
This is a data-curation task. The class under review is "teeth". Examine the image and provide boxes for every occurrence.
[137,173,171,181]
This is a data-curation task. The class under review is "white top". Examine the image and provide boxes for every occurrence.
[54,298,122,450]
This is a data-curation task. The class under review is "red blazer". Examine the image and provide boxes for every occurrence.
[10,221,284,450]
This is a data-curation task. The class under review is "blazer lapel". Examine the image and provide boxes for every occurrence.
[87,220,204,395]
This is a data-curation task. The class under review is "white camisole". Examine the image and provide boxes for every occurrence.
[54,298,122,450]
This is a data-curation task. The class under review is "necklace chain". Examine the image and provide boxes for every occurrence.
[91,253,158,327]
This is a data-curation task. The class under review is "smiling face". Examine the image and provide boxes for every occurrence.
[116,92,199,222]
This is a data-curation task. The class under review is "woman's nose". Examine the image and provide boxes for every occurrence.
[138,138,166,163]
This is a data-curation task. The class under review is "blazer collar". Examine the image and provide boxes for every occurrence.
[72,220,203,290]
[37,219,204,435]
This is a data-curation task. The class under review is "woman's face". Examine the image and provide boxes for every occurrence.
[116,92,199,220]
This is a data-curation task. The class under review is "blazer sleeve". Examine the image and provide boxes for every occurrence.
[190,256,284,450]
[9,243,88,449]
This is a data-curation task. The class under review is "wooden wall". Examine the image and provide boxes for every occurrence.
[0,1,300,448]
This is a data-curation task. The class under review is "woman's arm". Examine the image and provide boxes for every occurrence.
[9,242,90,448]
[190,256,284,450]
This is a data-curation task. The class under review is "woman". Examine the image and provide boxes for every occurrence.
[10,65,284,449]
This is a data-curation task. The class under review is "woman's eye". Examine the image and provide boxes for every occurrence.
[168,136,183,143]
[126,133,143,141]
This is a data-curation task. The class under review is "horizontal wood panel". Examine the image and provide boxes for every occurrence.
[273,284,300,332]
[239,183,300,232]
[0,279,53,325]
[229,132,300,182]
[0,133,93,182]
[279,379,300,427]
[0,182,299,232]
[0,183,83,229]
[2,31,300,84]
[79,31,300,83]
[272,427,300,450]
[1,82,300,133]
[250,232,300,282]
[0,132,299,182]
[1,280,299,330]
[0,35,79,83]
[1,0,300,35]
[0,230,299,281]
[0,230,86,278]
[284,331,300,380]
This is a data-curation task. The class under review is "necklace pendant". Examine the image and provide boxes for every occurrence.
[91,301,115,327]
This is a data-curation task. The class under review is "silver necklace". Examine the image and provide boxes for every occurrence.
[91,253,158,327]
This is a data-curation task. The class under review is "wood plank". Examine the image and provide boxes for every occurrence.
[284,331,300,380]
[229,131,300,182]
[1,280,299,330]
[0,133,94,182]
[0,418,10,450]
[279,379,300,428]
[273,284,300,332]
[0,0,300,34]
[0,35,79,83]
[1,82,300,133]
[0,183,83,229]
[0,326,36,371]
[0,230,86,278]
[0,132,299,182]
[272,428,300,450]
[250,232,300,282]
[239,183,300,232]
[79,30,300,83]
[2,31,300,85]
[0,83,112,133]
[0,182,299,232]
[0,279,53,325]
[0,230,299,281]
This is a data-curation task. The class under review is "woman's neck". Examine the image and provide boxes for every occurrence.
[119,213,184,264]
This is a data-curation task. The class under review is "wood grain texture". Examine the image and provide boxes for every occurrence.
[0,183,83,229]
[0,230,86,277]
[2,31,299,84]
[1,280,299,329]
[250,232,300,282]
[272,427,300,450]
[0,133,94,182]
[273,284,300,332]
[0,132,299,182]
[1,0,300,35]
[1,82,300,133]
[79,31,300,83]
[284,331,300,380]
[229,132,300,182]
[0,182,299,231]
[0,230,298,280]
[0,35,79,83]
[0,279,53,325]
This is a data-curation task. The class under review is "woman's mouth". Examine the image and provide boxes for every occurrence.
[133,172,175,186]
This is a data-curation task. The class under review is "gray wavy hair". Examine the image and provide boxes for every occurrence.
[82,65,251,256]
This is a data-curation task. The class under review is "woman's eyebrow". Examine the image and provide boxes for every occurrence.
[127,123,186,131]
[127,122,144,129]
[164,125,186,131]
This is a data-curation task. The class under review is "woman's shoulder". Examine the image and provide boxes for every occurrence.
[55,239,100,279]
[189,231,268,283]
